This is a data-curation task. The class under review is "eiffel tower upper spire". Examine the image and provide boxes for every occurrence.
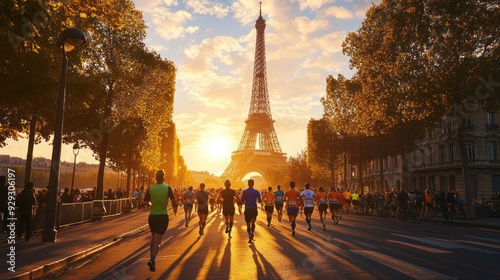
[237,5,282,152]
[221,5,286,183]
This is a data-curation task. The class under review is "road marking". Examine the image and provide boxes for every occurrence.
[462,235,500,244]
[352,250,455,280]
[391,234,500,254]
[391,234,459,249]
[387,240,451,254]
[430,237,500,254]
[455,239,500,249]
[354,240,378,249]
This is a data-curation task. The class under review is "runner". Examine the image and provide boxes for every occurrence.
[173,188,181,216]
[236,189,243,215]
[195,183,214,236]
[144,169,177,272]
[328,186,341,225]
[219,179,240,237]
[209,188,216,213]
[316,186,328,231]
[262,186,276,227]
[182,186,194,227]
[284,181,301,236]
[344,189,352,214]
[337,188,345,220]
[240,179,262,243]
[274,185,285,222]
[301,182,315,231]
[352,190,360,214]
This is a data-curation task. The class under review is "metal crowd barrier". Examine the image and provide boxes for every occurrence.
[22,197,137,233]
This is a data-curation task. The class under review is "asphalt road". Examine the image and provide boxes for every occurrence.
[41,208,500,280]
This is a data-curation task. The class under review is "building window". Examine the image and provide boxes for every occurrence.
[463,117,473,129]
[465,142,475,160]
[449,143,456,161]
[439,145,445,162]
[486,112,497,130]
[487,141,497,160]
[486,112,493,125]
[428,147,434,164]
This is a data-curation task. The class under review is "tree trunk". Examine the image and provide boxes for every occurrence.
[24,114,37,184]
[358,138,363,194]
[457,118,473,219]
[343,136,348,189]
[96,84,114,200]
[379,157,384,192]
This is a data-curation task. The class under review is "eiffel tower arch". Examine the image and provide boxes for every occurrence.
[221,5,286,184]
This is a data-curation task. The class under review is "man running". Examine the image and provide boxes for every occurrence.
[195,183,214,236]
[328,186,341,224]
[301,182,315,231]
[240,179,262,243]
[144,169,177,272]
[182,186,195,227]
[219,179,240,237]
[262,186,276,227]
[284,181,301,236]
[274,185,285,222]
[173,188,181,215]
[316,186,328,231]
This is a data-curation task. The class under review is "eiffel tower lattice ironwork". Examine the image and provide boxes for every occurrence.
[221,6,286,183]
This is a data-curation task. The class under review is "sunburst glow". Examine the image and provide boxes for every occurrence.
[202,135,233,160]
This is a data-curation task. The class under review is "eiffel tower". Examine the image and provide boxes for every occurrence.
[221,4,286,184]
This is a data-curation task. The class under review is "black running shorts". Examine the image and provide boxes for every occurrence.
[244,208,258,223]
[148,214,169,235]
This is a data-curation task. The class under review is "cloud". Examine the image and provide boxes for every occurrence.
[354,0,382,18]
[150,7,199,40]
[178,35,251,108]
[293,0,335,11]
[324,6,355,19]
[186,0,229,18]
[231,0,261,26]
[294,16,329,34]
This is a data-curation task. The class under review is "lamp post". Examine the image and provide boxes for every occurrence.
[42,28,86,243]
[71,143,80,189]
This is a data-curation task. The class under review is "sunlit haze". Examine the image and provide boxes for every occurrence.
[1,0,380,176]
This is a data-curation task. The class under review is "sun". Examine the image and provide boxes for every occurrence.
[203,135,233,160]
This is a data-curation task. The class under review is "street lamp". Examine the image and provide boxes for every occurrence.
[42,28,86,243]
[71,143,80,189]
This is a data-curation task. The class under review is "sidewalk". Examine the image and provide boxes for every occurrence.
[1,209,498,280]
[0,209,151,280]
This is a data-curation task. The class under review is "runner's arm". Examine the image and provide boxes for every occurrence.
[168,188,177,206]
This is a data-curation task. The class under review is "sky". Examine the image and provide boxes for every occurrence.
[2,0,381,177]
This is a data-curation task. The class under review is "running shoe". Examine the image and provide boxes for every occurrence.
[225,225,229,233]
[292,230,295,236]
[307,224,311,231]
[323,223,326,231]
[147,261,156,272]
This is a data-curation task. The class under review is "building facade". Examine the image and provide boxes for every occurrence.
[348,108,500,198]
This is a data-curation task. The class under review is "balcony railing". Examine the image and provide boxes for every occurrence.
[486,123,499,131]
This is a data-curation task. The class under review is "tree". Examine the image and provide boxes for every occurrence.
[286,150,314,188]
[307,118,344,186]
[342,0,500,216]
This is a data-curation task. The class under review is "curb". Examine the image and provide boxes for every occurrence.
[10,224,149,280]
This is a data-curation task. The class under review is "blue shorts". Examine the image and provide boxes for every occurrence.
[287,207,299,217]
